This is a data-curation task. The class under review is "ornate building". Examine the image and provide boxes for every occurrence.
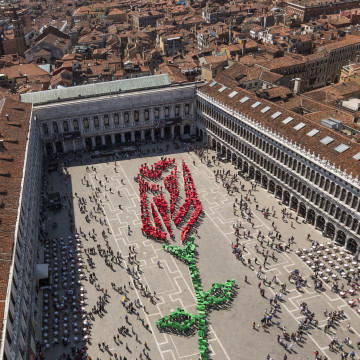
[197,79,360,255]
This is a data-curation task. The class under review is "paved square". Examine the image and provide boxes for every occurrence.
[39,142,360,360]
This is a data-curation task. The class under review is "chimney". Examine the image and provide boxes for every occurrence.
[293,78,301,94]
[5,114,9,121]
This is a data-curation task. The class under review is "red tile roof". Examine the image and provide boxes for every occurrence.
[0,97,32,335]
[199,82,360,178]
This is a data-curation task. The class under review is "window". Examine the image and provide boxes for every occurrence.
[104,115,109,127]
[52,122,58,133]
[144,110,149,121]
[8,310,13,324]
[251,101,261,108]
[42,123,48,135]
[114,113,119,125]
[175,105,179,117]
[83,118,89,129]
[134,111,139,122]
[271,111,282,119]
[282,117,294,124]
[94,116,99,128]
[154,108,159,119]
[334,144,350,153]
[73,119,79,131]
[124,112,129,123]
[293,122,306,130]
[261,106,271,113]
[63,121,69,132]
[185,103,190,115]
[320,136,334,145]
[306,129,319,137]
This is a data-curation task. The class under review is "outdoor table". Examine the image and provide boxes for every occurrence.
[332,254,336,258]
[340,251,345,256]
[74,329,79,333]
[335,266,340,270]
[349,289,355,295]
[296,251,300,255]
[350,269,355,272]
[306,261,311,265]
[327,241,332,246]
[345,256,350,261]
[326,268,331,273]
[337,258,342,262]
[329,261,333,265]
[341,272,346,277]
[340,291,346,296]
[344,264,349,268]
[323,277,328,281]
[325,249,330,253]
[318,271,323,276]
[317,251,321,255]
[353,261,358,265]
[303,248,308,252]
[319,263,324,267]
[54,331,58,336]
[323,256,328,260]
[348,300,355,306]
[308,253,313,257]
[332,274,337,279]
[301,255,306,260]
[311,265,316,270]
[358,266,360,270]
[43,333,48,338]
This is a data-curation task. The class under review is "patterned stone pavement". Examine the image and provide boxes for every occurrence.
[40,142,360,360]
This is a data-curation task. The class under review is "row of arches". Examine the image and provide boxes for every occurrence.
[198,101,360,213]
[203,128,360,254]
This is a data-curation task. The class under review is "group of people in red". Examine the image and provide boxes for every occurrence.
[139,158,175,180]
[138,157,202,242]
[173,161,202,242]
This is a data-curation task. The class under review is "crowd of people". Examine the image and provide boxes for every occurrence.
[35,139,360,360]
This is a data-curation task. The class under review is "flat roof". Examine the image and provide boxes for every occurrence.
[20,74,172,105]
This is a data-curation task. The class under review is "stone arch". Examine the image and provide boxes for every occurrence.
[325,222,335,239]
[269,180,275,194]
[307,208,315,225]
[262,175,268,189]
[336,230,346,246]
[298,202,306,218]
[283,190,290,206]
[316,215,325,231]
[346,238,357,254]
[255,170,261,183]
[275,185,283,199]
[290,197,298,211]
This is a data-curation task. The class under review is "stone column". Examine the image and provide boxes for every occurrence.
[121,133,125,143]
[150,108,155,122]
[82,138,86,148]
[131,131,135,142]
[151,129,155,141]
[73,140,76,151]
[160,107,165,119]
[170,105,175,118]
[91,137,96,147]
[141,130,145,141]
[110,114,115,129]
[111,134,115,145]
[52,142,57,153]
[62,141,67,153]
[171,126,175,139]
[161,127,164,139]
[180,124,184,136]
[101,135,106,146]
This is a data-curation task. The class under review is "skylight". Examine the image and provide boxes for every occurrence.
[282,117,294,124]
[294,122,306,131]
[228,91,238,98]
[334,144,350,153]
[271,111,282,119]
[320,136,334,145]
[240,96,249,103]
[209,80,217,87]
[251,101,261,108]
[306,129,319,137]
[218,86,227,93]
[261,106,271,113]
[353,152,360,160]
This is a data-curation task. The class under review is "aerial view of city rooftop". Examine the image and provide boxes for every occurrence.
[1,0,360,359]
